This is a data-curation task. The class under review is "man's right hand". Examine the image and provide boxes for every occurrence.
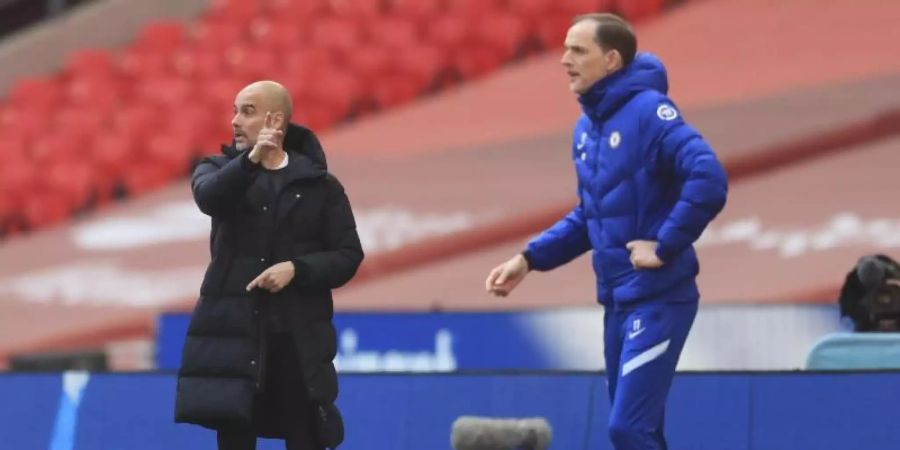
[485,254,530,297]
[248,111,283,163]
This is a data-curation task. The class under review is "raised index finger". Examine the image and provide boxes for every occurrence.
[264,111,273,129]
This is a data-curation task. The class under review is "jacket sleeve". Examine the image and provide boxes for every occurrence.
[191,152,259,217]
[523,202,591,271]
[291,175,364,289]
[644,100,729,262]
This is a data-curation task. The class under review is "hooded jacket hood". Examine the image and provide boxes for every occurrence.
[577,52,669,122]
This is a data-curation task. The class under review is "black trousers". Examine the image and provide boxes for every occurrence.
[217,333,323,450]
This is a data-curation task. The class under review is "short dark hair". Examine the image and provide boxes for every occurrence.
[573,13,637,66]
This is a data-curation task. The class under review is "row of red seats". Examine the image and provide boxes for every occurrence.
[0,0,668,237]
[204,0,630,22]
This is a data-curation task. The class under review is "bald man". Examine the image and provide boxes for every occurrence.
[175,80,364,450]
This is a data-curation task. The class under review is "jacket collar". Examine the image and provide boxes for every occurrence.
[577,52,670,122]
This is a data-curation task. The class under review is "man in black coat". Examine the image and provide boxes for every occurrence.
[175,80,364,450]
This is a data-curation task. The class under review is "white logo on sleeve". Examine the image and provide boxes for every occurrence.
[576,131,588,150]
[656,104,679,121]
[609,131,621,149]
[628,319,645,339]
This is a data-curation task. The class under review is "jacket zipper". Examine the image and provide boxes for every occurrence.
[256,182,287,390]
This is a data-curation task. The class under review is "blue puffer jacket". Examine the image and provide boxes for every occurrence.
[525,53,728,305]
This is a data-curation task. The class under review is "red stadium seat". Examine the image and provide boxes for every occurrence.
[535,13,572,50]
[0,142,31,223]
[282,47,337,78]
[22,191,71,229]
[555,0,614,15]
[118,47,172,78]
[0,108,45,141]
[206,0,262,19]
[7,77,62,111]
[197,80,243,148]
[64,75,125,110]
[386,0,441,19]
[190,17,248,50]
[372,73,422,108]
[249,17,307,51]
[297,69,361,120]
[91,132,134,182]
[144,133,194,177]
[310,16,361,52]
[29,132,83,165]
[453,45,504,79]
[368,16,421,49]
[0,163,37,199]
[346,45,392,82]
[507,0,555,17]
[0,192,18,236]
[172,47,226,79]
[426,15,471,51]
[0,159,33,198]
[473,13,531,59]
[616,0,664,20]
[165,104,217,152]
[201,77,249,111]
[446,0,501,17]
[224,44,279,80]
[135,76,194,107]
[203,119,235,154]
[264,0,327,19]
[52,106,106,142]
[392,43,449,91]
[329,0,383,18]
[112,105,159,142]
[534,0,615,49]
[62,49,117,79]
[135,21,186,52]
[45,161,95,210]
[122,164,172,196]
[0,138,28,166]
[292,100,343,131]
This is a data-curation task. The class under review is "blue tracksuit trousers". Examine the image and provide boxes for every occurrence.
[603,299,698,450]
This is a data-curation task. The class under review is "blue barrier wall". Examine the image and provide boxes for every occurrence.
[2,371,898,450]
[156,307,845,372]
[157,311,586,371]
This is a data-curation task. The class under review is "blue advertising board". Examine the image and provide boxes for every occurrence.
[2,371,899,450]
[157,305,842,372]
[157,310,607,371]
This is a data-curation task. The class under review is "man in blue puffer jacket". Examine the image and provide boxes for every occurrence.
[485,13,728,450]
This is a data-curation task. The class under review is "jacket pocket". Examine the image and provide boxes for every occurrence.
[175,376,255,428]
